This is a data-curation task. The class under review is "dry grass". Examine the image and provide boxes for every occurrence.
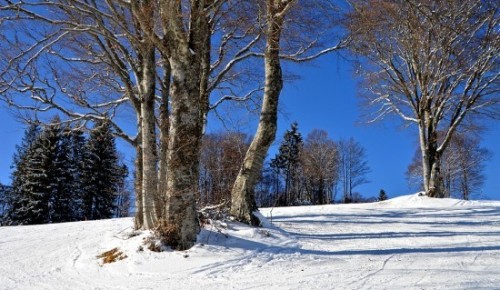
[96,247,127,264]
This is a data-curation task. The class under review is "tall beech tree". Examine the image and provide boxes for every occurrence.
[347,0,499,197]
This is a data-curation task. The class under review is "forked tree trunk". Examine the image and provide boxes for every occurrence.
[230,1,285,226]
[157,0,213,250]
[419,123,444,198]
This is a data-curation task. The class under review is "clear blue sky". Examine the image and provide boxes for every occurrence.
[1,54,499,200]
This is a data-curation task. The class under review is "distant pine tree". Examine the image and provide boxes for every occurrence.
[0,182,11,222]
[8,119,125,224]
[8,118,85,224]
[81,121,122,220]
[272,122,303,205]
[10,122,58,224]
[70,128,86,220]
[50,124,77,222]
[378,189,388,201]
[6,123,41,223]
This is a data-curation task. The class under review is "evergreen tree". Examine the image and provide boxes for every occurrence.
[6,123,41,223]
[272,122,303,205]
[7,119,125,224]
[0,182,11,222]
[49,124,77,222]
[69,128,86,220]
[81,121,122,220]
[11,122,42,167]
[378,189,388,201]
[10,123,58,224]
[8,118,85,224]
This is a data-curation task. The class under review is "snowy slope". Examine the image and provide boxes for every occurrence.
[1,194,500,290]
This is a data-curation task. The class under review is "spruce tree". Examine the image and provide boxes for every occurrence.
[0,182,11,222]
[69,128,86,220]
[272,122,303,205]
[9,118,84,224]
[378,189,388,201]
[10,123,58,224]
[50,124,76,222]
[81,121,121,220]
[6,123,41,223]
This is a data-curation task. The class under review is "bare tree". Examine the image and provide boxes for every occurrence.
[338,138,370,203]
[347,0,500,197]
[199,132,250,205]
[300,129,339,204]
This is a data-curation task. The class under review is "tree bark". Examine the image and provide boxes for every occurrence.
[137,45,159,230]
[154,0,214,250]
[164,56,203,249]
[134,139,144,229]
[157,59,171,220]
[230,1,285,226]
[419,123,443,198]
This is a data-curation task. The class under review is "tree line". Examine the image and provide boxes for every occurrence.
[200,123,371,208]
[4,118,488,226]
[0,0,497,250]
[0,119,129,225]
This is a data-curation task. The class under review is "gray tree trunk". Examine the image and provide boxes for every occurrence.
[134,140,144,230]
[230,1,285,226]
[164,56,203,249]
[157,60,171,220]
[156,0,214,250]
[138,46,159,230]
[419,120,443,198]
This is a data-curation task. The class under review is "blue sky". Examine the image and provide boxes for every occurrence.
[1,54,499,200]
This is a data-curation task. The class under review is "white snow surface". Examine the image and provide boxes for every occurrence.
[1,193,500,290]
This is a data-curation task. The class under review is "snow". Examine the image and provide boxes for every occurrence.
[1,193,500,289]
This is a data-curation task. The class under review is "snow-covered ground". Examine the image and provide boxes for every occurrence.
[1,194,500,290]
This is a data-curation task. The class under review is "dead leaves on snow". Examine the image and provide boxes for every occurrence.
[96,247,127,265]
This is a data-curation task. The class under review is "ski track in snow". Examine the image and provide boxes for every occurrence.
[1,194,500,289]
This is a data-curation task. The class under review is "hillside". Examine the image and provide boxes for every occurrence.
[1,194,499,290]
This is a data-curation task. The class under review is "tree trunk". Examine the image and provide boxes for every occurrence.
[230,2,284,226]
[134,141,144,229]
[140,100,158,229]
[149,0,212,250]
[164,56,203,249]
[157,60,171,220]
[419,123,443,198]
[428,154,443,198]
[138,47,159,230]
